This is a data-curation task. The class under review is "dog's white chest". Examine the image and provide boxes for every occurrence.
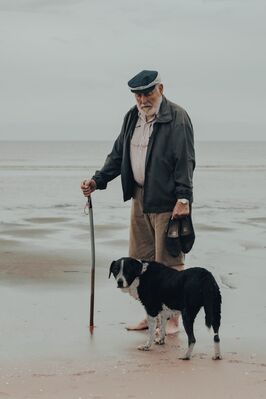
[123,277,140,300]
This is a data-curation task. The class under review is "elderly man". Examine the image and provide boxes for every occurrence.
[81,70,195,334]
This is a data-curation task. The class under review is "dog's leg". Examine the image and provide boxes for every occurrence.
[212,301,222,360]
[212,330,222,360]
[138,315,157,351]
[155,311,167,345]
[180,310,196,360]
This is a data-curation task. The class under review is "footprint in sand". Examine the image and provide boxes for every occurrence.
[219,274,237,289]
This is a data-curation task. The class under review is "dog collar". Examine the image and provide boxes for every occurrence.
[140,261,149,274]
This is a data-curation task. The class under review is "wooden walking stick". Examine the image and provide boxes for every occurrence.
[84,196,96,334]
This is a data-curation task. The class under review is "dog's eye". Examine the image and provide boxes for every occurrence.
[112,265,120,274]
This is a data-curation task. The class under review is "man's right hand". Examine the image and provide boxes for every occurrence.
[80,179,96,197]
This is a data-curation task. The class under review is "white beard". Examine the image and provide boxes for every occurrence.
[136,95,162,120]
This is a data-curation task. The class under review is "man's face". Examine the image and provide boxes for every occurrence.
[134,84,163,117]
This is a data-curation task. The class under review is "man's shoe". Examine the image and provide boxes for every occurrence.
[165,218,182,257]
[179,214,195,253]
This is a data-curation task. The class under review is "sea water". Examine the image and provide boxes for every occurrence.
[0,140,265,258]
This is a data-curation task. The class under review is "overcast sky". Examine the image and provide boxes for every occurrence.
[0,0,265,141]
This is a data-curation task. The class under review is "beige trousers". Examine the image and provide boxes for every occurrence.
[129,186,185,267]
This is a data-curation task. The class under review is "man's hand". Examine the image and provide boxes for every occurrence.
[80,179,96,197]
[172,201,190,219]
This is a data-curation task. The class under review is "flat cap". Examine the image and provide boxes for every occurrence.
[128,70,162,94]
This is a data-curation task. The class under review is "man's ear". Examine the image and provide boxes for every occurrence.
[158,83,164,95]
[108,261,116,278]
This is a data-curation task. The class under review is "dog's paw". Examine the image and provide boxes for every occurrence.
[212,354,222,360]
[155,338,165,345]
[137,344,151,351]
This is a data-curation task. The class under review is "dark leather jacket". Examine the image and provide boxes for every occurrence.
[92,96,195,213]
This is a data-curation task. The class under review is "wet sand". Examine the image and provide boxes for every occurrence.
[1,229,266,399]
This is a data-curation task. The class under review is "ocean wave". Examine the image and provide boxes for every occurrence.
[3,203,76,211]
[194,203,260,211]
[0,165,101,171]
[198,165,266,170]
[54,203,74,208]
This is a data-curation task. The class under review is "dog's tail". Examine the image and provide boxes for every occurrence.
[202,272,221,331]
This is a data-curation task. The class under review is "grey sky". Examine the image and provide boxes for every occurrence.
[0,0,265,141]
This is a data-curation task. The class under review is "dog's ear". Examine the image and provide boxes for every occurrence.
[108,261,116,278]
[131,258,144,276]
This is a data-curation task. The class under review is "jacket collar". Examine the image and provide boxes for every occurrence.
[156,95,172,123]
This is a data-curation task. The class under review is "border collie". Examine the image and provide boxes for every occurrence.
[109,257,222,360]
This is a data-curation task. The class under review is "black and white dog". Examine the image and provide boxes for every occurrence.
[109,257,222,360]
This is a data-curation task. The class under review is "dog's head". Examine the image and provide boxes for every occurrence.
[108,257,145,288]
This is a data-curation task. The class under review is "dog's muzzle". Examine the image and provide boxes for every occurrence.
[117,278,124,288]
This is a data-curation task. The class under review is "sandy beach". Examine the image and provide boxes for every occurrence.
[1,140,266,398]
[1,226,266,398]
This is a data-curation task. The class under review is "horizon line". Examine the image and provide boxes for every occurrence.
[0,139,266,143]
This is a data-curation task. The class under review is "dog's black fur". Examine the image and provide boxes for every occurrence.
[109,257,222,360]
